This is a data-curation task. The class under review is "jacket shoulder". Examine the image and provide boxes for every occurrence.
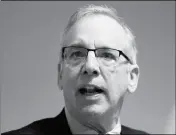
[2,109,71,135]
[121,125,149,134]
[1,117,56,135]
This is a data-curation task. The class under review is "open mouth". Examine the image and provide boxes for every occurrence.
[78,85,104,95]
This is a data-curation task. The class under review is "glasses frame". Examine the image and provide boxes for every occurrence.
[62,46,132,64]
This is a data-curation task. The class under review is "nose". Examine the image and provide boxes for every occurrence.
[81,51,100,76]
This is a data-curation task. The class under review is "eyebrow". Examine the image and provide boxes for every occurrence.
[69,43,117,50]
[67,39,123,51]
[68,39,87,48]
[94,41,123,50]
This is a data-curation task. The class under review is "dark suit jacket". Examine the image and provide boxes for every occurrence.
[2,108,148,135]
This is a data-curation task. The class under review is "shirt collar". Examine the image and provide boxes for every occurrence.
[65,107,121,134]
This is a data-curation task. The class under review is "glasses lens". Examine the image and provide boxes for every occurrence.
[64,47,87,65]
[96,48,120,66]
[63,47,122,66]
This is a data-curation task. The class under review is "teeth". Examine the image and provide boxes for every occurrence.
[79,87,103,95]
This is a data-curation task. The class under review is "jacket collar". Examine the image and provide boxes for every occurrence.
[56,108,128,135]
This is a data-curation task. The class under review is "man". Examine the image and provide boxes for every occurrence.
[2,4,148,134]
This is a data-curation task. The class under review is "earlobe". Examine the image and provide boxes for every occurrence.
[127,64,140,93]
[57,63,63,90]
[58,63,63,79]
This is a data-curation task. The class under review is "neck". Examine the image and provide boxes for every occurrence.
[65,107,121,134]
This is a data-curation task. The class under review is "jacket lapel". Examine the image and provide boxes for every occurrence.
[54,108,72,135]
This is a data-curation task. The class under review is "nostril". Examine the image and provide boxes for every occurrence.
[83,70,88,75]
[93,71,98,75]
[83,70,98,75]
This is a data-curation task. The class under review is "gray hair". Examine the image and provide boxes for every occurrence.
[59,4,137,64]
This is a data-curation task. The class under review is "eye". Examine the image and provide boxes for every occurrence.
[70,51,85,58]
[100,52,116,60]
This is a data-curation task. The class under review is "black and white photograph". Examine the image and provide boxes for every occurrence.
[1,1,175,134]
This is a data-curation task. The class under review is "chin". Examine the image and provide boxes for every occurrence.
[79,104,108,117]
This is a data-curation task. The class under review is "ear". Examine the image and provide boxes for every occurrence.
[57,63,63,90]
[127,64,140,93]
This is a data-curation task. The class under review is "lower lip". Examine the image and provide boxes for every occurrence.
[79,92,103,99]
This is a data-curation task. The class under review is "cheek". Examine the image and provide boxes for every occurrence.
[101,64,128,85]
[62,64,80,87]
[62,65,81,105]
[62,64,82,99]
[100,65,128,102]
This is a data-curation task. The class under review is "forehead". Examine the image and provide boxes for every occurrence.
[63,15,129,50]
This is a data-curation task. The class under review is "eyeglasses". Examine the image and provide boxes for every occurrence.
[62,46,132,66]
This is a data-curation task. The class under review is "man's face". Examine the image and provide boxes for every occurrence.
[59,15,137,120]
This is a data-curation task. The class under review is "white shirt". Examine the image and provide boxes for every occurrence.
[65,107,121,134]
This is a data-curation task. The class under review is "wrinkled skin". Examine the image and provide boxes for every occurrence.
[58,14,139,132]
